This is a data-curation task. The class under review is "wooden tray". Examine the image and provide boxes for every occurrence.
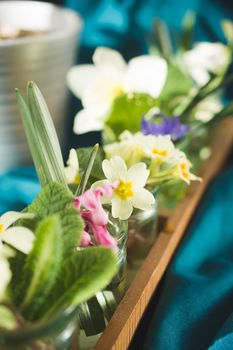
[94,119,233,350]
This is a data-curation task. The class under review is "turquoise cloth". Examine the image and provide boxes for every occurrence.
[1,167,233,350]
[66,0,233,61]
[143,167,233,350]
[0,168,40,214]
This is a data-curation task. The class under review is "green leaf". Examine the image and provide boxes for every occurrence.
[27,183,83,257]
[8,252,26,306]
[42,247,117,319]
[159,61,193,114]
[27,82,67,187]
[222,20,233,47]
[106,93,159,136]
[15,89,49,186]
[28,182,74,220]
[76,144,99,196]
[152,19,173,58]
[180,11,196,51]
[17,215,63,321]
[76,147,105,182]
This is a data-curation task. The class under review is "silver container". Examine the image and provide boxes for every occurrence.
[0,1,82,171]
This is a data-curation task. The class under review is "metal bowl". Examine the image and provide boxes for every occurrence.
[0,1,82,171]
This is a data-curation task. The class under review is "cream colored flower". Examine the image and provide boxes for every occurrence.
[0,211,35,254]
[172,151,201,184]
[194,97,223,123]
[142,134,177,162]
[67,47,167,134]
[184,42,230,86]
[104,131,146,166]
[94,156,155,220]
[0,245,14,299]
[64,148,80,185]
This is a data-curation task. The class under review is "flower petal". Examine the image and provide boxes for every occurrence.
[125,55,167,97]
[91,180,113,204]
[73,108,105,134]
[131,188,155,211]
[127,162,149,187]
[93,47,127,72]
[0,211,34,231]
[111,196,133,220]
[66,65,97,99]
[0,256,11,298]
[90,224,118,251]
[80,230,92,247]
[2,227,35,254]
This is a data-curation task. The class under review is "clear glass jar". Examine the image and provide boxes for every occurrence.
[0,306,79,350]
[78,217,128,349]
[127,188,159,277]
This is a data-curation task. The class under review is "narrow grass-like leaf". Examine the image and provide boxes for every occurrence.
[222,20,233,48]
[76,147,105,181]
[76,144,99,196]
[17,215,63,321]
[180,11,196,51]
[177,73,233,118]
[15,89,49,186]
[41,247,117,319]
[152,19,173,58]
[27,82,67,186]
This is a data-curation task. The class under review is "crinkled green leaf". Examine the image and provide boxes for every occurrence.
[106,93,158,136]
[26,183,83,257]
[16,215,63,321]
[28,183,73,220]
[42,247,117,319]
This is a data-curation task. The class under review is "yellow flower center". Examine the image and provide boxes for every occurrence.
[180,163,190,179]
[114,180,134,200]
[108,85,124,100]
[152,148,168,157]
[0,223,4,234]
[73,174,80,185]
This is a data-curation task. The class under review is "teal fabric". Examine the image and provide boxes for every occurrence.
[143,167,233,350]
[0,168,40,214]
[65,0,233,62]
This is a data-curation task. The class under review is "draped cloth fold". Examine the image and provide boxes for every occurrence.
[143,167,233,350]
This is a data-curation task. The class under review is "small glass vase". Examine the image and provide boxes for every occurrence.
[78,216,128,350]
[127,188,159,276]
[0,306,79,350]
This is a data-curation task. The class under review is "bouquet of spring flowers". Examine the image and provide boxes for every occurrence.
[0,81,199,344]
[67,14,233,158]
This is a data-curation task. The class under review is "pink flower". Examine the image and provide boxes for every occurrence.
[74,184,118,251]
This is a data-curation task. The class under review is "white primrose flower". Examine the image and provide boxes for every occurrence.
[94,156,155,220]
[0,245,14,299]
[105,131,180,167]
[65,148,80,184]
[0,211,35,254]
[184,42,230,86]
[142,134,177,161]
[67,47,168,134]
[194,97,223,123]
[171,151,201,184]
[104,131,146,166]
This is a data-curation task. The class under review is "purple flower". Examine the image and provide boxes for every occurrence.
[141,115,190,141]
